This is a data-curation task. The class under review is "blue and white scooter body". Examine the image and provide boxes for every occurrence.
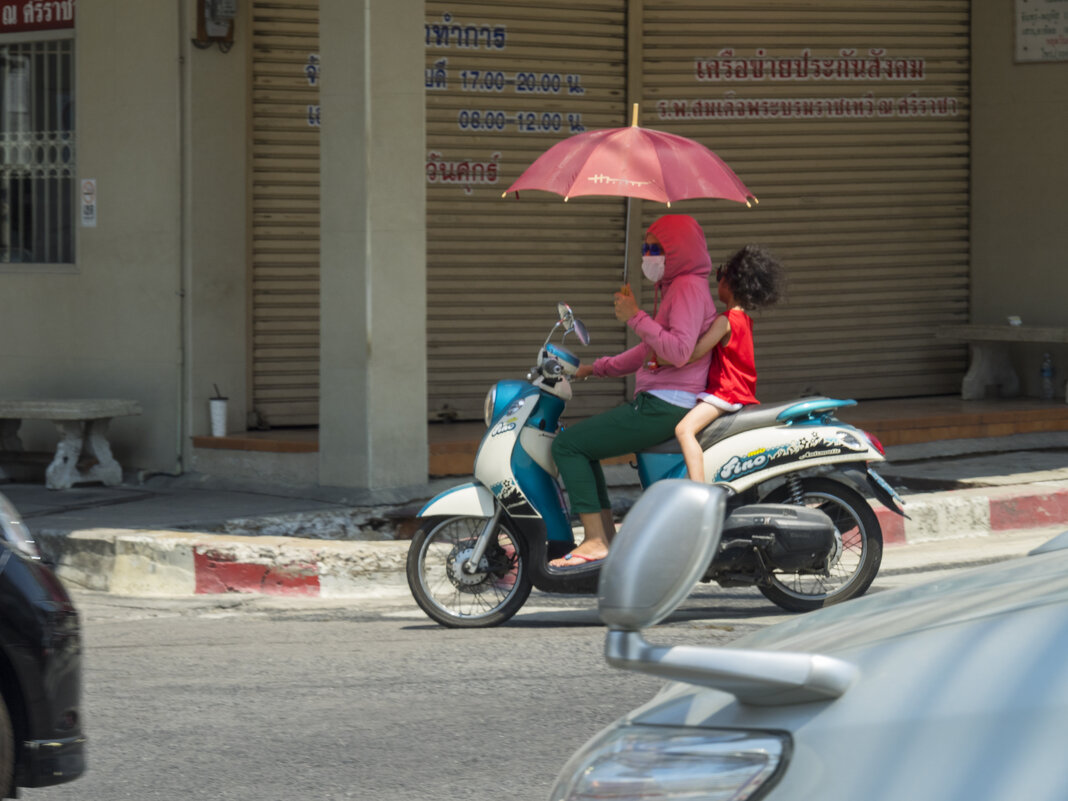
[417,482,497,518]
[634,397,902,511]
[472,387,571,545]
[419,379,574,547]
[413,329,601,604]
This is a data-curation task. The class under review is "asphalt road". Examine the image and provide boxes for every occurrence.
[23,526,1064,801]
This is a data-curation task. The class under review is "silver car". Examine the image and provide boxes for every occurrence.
[551,481,1068,801]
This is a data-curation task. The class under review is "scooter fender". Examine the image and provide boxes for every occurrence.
[841,465,909,517]
[417,482,496,519]
[706,423,882,495]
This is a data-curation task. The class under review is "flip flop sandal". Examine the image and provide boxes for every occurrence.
[552,552,604,568]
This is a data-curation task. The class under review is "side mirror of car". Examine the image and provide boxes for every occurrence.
[598,480,726,631]
[598,480,858,705]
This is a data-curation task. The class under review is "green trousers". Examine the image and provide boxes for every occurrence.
[551,392,689,514]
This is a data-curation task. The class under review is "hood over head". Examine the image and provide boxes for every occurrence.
[646,214,712,284]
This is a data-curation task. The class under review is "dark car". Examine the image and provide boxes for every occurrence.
[0,491,85,797]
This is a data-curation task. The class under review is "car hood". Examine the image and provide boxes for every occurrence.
[614,540,1068,801]
[627,541,1068,717]
[733,544,1068,656]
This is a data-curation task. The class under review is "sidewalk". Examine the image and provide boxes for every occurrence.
[4,432,1068,598]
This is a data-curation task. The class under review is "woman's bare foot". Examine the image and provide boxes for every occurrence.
[549,510,612,568]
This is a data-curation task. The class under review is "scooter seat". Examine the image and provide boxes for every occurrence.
[642,396,849,454]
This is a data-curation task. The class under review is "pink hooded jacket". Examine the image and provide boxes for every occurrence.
[592,214,717,397]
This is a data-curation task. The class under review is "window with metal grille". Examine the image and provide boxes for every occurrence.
[0,38,74,264]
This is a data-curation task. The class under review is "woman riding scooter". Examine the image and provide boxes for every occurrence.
[550,214,718,568]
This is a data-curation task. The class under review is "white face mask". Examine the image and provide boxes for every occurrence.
[641,255,666,283]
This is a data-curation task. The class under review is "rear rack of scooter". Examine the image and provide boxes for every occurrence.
[776,398,856,425]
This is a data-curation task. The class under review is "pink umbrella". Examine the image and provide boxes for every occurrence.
[503,105,756,207]
[502,104,756,281]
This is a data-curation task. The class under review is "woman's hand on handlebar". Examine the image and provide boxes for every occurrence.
[575,363,594,381]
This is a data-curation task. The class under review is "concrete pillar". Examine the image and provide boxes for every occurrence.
[318,0,427,489]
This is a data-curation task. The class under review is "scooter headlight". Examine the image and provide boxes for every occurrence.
[483,386,497,428]
[550,724,789,801]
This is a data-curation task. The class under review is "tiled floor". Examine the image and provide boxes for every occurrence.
[192,395,1068,476]
[836,396,1068,446]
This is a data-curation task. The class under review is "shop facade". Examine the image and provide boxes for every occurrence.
[0,1,1065,490]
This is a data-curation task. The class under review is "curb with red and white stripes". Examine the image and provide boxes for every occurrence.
[37,529,410,598]
[875,483,1068,546]
[38,481,1068,598]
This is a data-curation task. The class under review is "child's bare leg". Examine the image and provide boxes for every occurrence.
[675,403,724,483]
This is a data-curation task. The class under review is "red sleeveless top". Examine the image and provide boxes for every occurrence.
[705,308,757,405]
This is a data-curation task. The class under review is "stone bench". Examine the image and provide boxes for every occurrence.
[936,325,1068,400]
[0,399,142,490]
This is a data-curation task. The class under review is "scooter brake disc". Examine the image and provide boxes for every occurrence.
[446,546,491,591]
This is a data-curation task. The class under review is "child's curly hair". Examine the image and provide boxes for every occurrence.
[719,245,785,311]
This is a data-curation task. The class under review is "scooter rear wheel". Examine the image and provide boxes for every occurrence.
[406,515,532,628]
[759,477,883,612]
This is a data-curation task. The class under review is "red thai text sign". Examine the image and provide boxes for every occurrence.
[0,0,75,34]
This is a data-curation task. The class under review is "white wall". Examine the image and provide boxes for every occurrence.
[185,1,250,458]
[0,1,248,474]
[0,4,184,467]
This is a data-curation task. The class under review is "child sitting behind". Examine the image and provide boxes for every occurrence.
[675,245,785,483]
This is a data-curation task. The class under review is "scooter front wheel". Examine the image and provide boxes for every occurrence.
[406,515,532,628]
[759,477,883,612]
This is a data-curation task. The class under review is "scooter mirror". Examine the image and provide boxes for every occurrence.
[598,481,726,631]
[556,302,573,324]
[572,317,590,346]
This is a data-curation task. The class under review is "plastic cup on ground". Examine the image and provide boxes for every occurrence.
[209,398,228,437]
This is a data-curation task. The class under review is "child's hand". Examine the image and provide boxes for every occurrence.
[614,289,639,322]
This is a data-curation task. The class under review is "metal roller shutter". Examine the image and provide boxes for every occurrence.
[640,0,971,400]
[249,0,321,427]
[425,1,630,422]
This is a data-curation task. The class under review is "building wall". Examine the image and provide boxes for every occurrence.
[0,4,182,466]
[972,4,1068,396]
[0,1,248,474]
[185,2,250,462]
[5,2,1062,489]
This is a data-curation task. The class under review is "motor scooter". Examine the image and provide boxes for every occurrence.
[407,303,905,628]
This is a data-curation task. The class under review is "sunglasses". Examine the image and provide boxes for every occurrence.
[641,243,663,256]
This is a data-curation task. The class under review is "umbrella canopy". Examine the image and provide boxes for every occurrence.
[503,106,756,207]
